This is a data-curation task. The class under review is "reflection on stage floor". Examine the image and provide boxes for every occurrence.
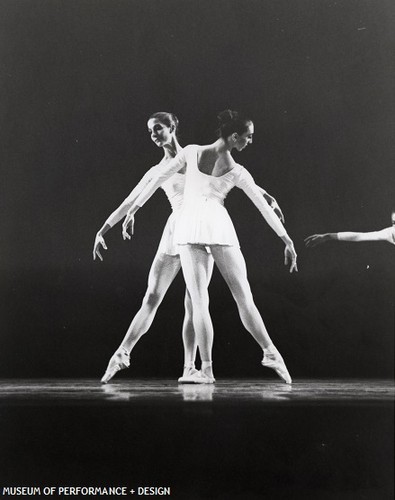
[0,378,393,405]
[0,379,393,499]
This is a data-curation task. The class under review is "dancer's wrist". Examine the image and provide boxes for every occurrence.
[97,223,111,237]
[128,205,140,215]
[324,233,337,241]
[280,233,293,246]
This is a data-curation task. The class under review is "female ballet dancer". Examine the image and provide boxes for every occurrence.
[94,112,211,383]
[94,112,285,384]
[122,110,298,384]
[305,212,395,247]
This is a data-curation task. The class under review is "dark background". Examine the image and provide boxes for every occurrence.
[1,0,394,379]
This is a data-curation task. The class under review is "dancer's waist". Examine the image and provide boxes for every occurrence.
[186,194,225,206]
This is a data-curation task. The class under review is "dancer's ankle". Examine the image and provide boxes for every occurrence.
[119,346,130,356]
[201,360,213,377]
[263,344,279,356]
[182,361,196,376]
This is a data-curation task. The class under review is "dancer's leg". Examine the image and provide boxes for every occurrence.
[120,251,181,352]
[101,251,181,383]
[210,245,291,383]
[181,290,196,368]
[180,254,214,378]
[210,246,272,348]
[179,245,215,381]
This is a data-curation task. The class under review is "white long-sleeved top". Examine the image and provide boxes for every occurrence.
[133,145,287,245]
[105,165,184,228]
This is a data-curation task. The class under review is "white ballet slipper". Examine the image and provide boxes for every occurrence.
[178,367,200,383]
[178,369,215,384]
[101,348,130,384]
[261,351,292,384]
[192,371,216,384]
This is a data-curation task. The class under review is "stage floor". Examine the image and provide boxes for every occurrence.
[0,378,394,405]
[0,379,393,499]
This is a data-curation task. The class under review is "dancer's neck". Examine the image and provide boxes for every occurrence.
[162,138,182,159]
[211,138,233,155]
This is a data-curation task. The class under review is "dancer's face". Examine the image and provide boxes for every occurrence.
[147,118,174,147]
[391,211,395,226]
[233,122,254,151]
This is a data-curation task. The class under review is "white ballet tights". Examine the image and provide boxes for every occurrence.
[118,250,214,368]
[179,244,275,367]
[179,245,215,366]
[211,245,274,349]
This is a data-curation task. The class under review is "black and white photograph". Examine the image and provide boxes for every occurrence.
[1,0,394,498]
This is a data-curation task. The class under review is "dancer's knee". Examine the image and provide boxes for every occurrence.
[142,290,162,309]
[189,291,209,311]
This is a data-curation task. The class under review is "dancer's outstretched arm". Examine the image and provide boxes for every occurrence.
[93,166,157,260]
[257,186,285,223]
[235,167,297,273]
[122,149,187,239]
[305,227,395,247]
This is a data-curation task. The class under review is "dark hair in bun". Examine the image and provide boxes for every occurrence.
[149,112,179,134]
[217,109,252,138]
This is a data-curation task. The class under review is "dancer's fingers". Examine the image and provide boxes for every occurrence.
[290,260,298,273]
[304,235,319,247]
[122,226,131,240]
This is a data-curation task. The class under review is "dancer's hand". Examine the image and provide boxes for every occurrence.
[122,211,135,240]
[304,234,329,248]
[93,233,107,261]
[284,242,298,273]
[263,193,285,223]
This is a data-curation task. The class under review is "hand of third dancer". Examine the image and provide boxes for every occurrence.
[122,209,136,240]
[282,235,298,273]
[304,233,330,248]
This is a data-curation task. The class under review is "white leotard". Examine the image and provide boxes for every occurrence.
[106,166,186,256]
[175,146,286,246]
[157,173,185,255]
[134,145,287,246]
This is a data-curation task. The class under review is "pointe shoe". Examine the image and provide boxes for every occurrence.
[195,372,215,384]
[101,348,130,384]
[178,367,200,383]
[192,369,216,385]
[261,352,292,384]
[178,368,215,384]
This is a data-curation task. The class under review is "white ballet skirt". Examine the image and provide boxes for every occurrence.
[105,165,186,256]
[134,145,287,246]
[156,173,185,255]
[174,150,241,246]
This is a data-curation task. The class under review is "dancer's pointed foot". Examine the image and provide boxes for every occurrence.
[178,366,200,383]
[101,348,130,384]
[261,348,292,384]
